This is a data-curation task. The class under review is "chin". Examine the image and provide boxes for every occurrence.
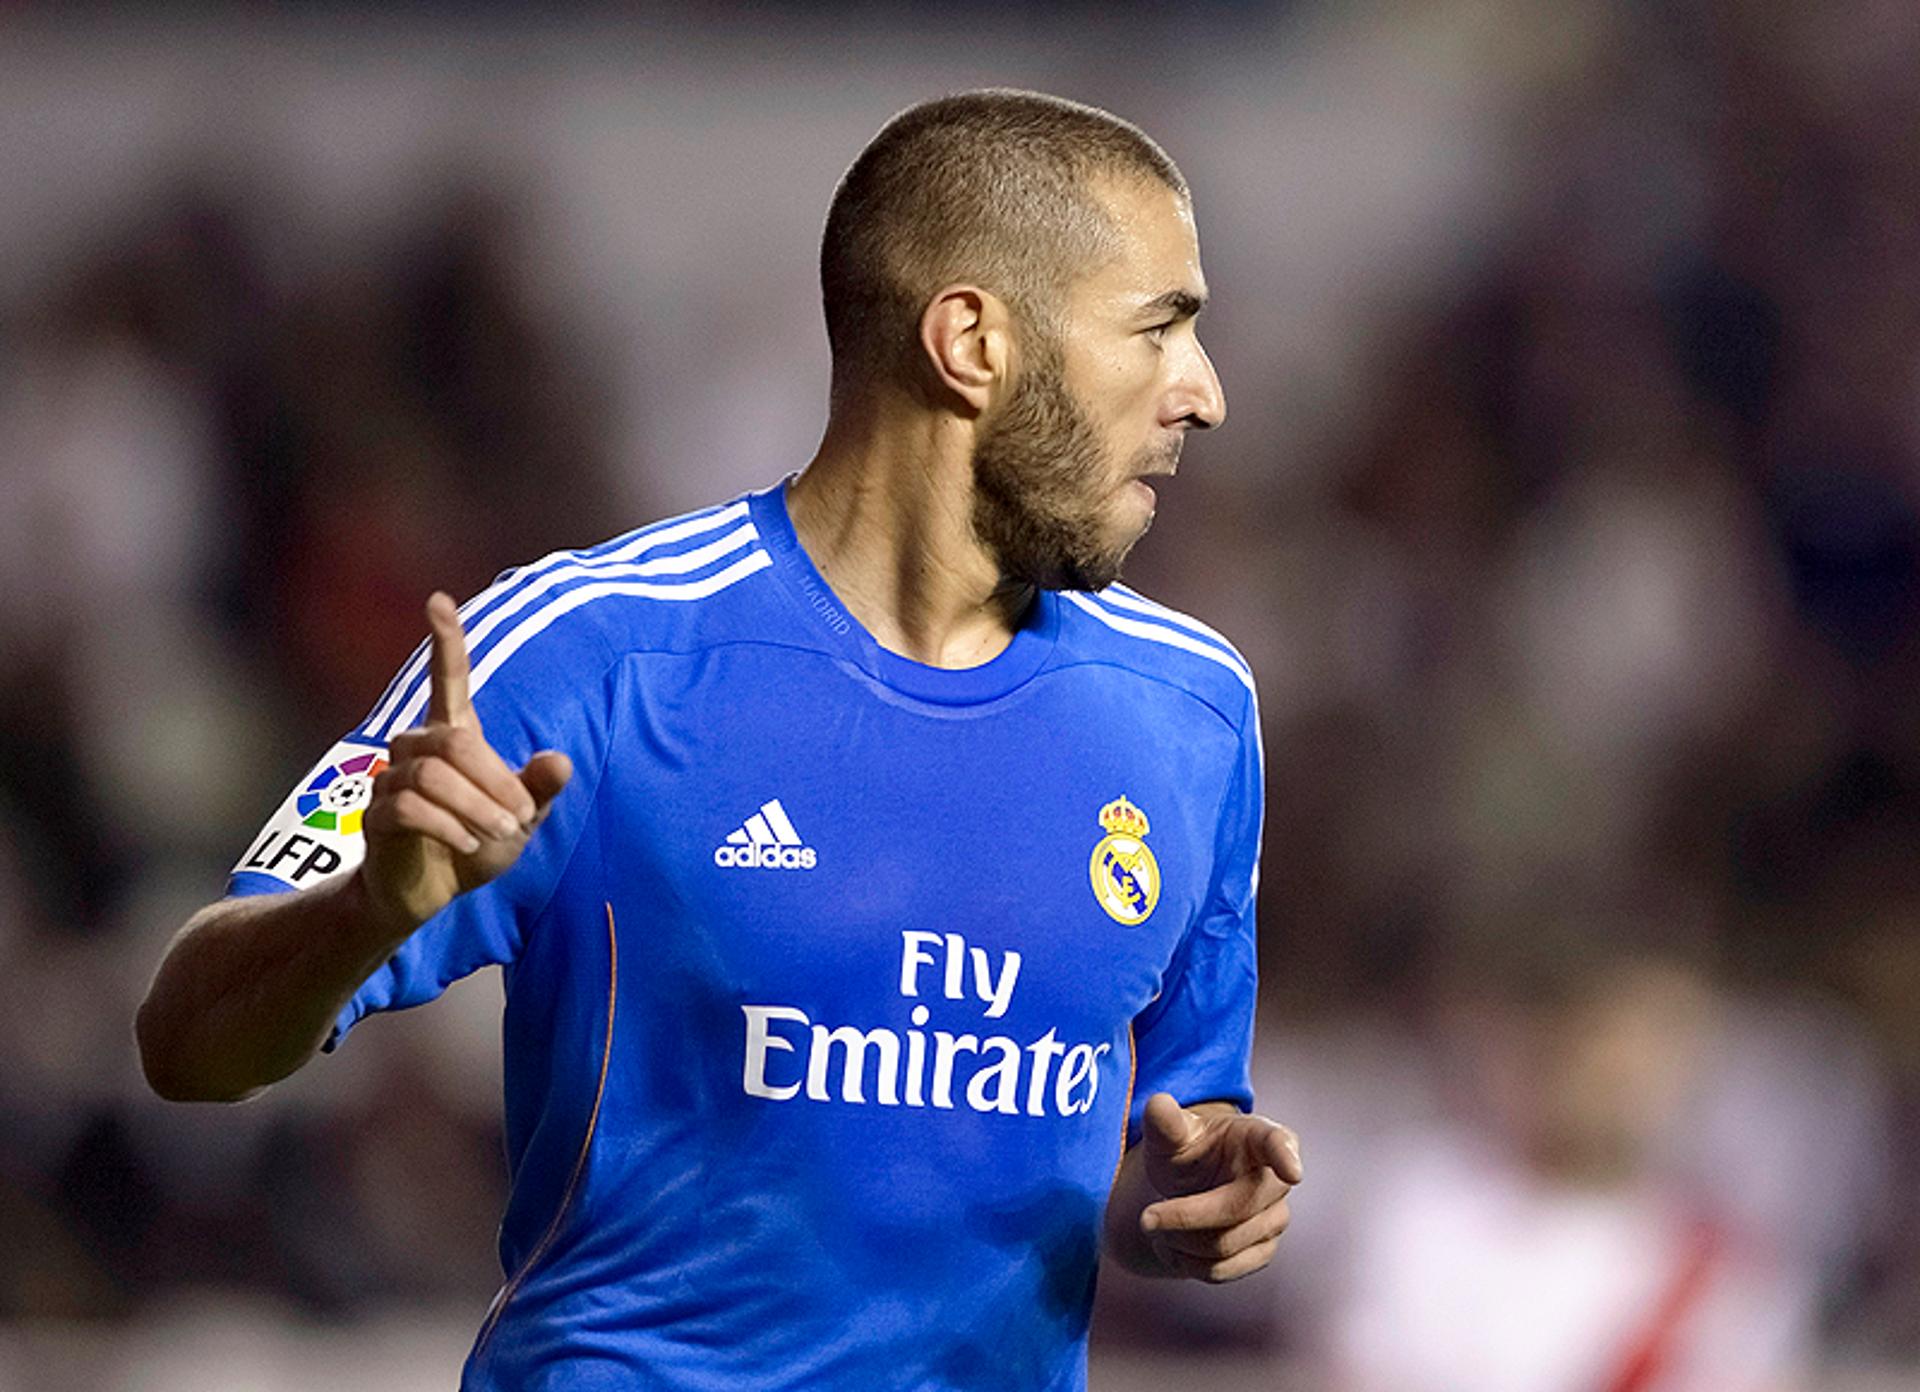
[1121,483,1158,536]
[1053,525,1143,593]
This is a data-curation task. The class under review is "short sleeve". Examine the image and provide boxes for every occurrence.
[1126,701,1263,1144]
[225,605,612,1052]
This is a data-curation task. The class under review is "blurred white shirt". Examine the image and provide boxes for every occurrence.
[1331,1126,1813,1392]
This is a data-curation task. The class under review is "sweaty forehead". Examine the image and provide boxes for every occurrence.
[1070,179,1206,317]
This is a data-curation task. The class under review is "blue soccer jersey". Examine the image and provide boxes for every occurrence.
[229,479,1264,1392]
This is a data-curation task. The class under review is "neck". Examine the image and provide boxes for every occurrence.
[786,400,1033,668]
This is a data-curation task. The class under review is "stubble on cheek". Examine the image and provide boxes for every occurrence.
[970,368,1134,592]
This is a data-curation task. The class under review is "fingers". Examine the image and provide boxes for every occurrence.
[1141,1092,1198,1159]
[1265,1121,1305,1186]
[1156,1234,1283,1285]
[519,750,574,815]
[389,726,537,828]
[378,748,529,844]
[1143,1166,1292,1284]
[364,786,483,857]
[425,592,477,729]
[1146,1184,1292,1261]
[1143,1165,1290,1239]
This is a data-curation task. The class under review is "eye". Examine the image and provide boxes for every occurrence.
[1145,320,1174,344]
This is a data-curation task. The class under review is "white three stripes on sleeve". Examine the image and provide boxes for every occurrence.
[381,550,773,738]
[363,501,753,740]
[1061,591,1256,695]
[1102,585,1250,671]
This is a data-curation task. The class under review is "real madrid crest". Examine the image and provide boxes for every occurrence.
[1089,795,1161,925]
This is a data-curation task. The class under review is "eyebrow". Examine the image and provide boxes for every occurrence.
[1140,289,1207,320]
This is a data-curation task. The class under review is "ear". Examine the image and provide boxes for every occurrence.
[918,285,1010,415]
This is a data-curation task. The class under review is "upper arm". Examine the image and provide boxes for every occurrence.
[1127,700,1264,1142]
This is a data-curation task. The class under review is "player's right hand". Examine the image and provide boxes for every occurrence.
[358,592,573,935]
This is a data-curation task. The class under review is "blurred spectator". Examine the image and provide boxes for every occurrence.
[1324,951,1866,1392]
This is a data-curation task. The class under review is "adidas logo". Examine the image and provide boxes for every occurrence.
[713,798,818,870]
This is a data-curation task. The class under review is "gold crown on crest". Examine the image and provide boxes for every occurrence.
[1098,796,1150,839]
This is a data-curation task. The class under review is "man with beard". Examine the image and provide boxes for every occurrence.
[138,90,1300,1391]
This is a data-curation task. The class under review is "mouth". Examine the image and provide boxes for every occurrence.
[1130,461,1176,496]
[1137,437,1183,480]
[1123,443,1180,512]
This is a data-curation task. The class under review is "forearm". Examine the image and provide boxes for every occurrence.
[135,871,413,1103]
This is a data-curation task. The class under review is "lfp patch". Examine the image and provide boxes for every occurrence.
[296,750,388,835]
[232,739,388,889]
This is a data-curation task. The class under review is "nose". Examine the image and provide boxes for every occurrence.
[1171,337,1226,431]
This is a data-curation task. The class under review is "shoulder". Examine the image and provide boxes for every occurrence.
[356,494,778,744]
[1052,583,1258,735]
[476,495,777,664]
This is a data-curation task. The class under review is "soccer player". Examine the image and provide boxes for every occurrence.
[138,90,1301,1390]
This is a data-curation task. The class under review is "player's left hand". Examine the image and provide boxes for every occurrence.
[1135,1092,1302,1283]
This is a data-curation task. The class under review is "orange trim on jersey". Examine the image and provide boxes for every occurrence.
[1113,1021,1138,1184]
[472,901,620,1362]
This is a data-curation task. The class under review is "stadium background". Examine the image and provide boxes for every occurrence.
[2,3,1917,1388]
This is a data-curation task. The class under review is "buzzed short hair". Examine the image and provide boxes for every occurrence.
[821,89,1188,404]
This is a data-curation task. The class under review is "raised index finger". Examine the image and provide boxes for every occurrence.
[1262,1121,1304,1187]
[425,591,477,728]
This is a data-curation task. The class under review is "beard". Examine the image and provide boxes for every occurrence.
[970,342,1166,593]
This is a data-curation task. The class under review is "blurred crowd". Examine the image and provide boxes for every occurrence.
[0,173,625,1324]
[1,3,1918,1390]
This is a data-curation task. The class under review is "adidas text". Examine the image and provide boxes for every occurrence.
[714,844,818,870]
